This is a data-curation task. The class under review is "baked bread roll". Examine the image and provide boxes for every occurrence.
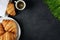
[6,2,16,16]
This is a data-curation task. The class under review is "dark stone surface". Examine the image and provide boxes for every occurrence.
[11,0,60,40]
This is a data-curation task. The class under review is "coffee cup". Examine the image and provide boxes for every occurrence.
[15,0,26,10]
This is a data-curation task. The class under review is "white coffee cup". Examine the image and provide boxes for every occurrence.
[15,0,26,10]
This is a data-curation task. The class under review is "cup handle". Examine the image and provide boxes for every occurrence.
[14,1,17,3]
[14,0,23,3]
[18,0,23,1]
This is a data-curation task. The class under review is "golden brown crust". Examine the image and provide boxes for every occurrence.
[0,23,5,36]
[2,20,9,28]
[0,32,15,40]
[6,2,16,16]
[2,20,17,33]
[0,20,17,40]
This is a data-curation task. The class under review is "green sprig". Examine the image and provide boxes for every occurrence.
[45,0,60,20]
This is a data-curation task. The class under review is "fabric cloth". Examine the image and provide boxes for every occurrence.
[11,0,60,40]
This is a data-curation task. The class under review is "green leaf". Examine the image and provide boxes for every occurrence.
[45,0,60,20]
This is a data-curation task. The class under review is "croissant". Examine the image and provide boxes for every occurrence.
[0,23,5,36]
[6,2,16,16]
[0,20,17,40]
[0,32,15,40]
[2,20,17,38]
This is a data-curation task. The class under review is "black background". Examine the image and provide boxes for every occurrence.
[11,0,60,40]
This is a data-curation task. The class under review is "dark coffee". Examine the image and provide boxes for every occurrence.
[17,1,24,9]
